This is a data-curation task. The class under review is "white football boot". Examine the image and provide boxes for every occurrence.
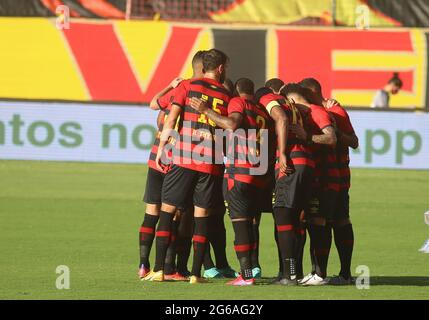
[298,273,314,285]
[419,238,429,253]
[301,273,328,286]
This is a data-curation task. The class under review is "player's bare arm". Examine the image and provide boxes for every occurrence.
[155,104,181,171]
[290,124,336,146]
[149,77,183,110]
[189,97,243,130]
[337,131,359,149]
[269,105,289,175]
[156,110,165,130]
[312,126,337,146]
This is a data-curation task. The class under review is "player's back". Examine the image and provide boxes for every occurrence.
[225,96,274,187]
[172,77,230,175]
[327,102,355,190]
[307,104,340,192]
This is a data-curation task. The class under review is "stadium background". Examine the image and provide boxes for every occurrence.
[1,0,429,169]
[1,0,429,300]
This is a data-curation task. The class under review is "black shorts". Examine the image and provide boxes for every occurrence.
[223,179,259,219]
[274,165,313,210]
[162,165,219,210]
[305,188,338,221]
[257,182,274,214]
[143,167,165,205]
[333,189,350,221]
[213,174,226,210]
[255,168,275,214]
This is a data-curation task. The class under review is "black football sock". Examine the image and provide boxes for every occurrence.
[334,223,354,279]
[250,218,261,269]
[153,211,174,272]
[274,207,298,280]
[325,224,333,275]
[232,220,253,280]
[208,208,229,269]
[307,225,319,275]
[176,211,193,274]
[309,242,316,274]
[164,219,179,275]
[274,217,283,275]
[308,224,331,278]
[295,225,306,279]
[191,217,209,277]
[203,245,216,270]
[139,213,159,268]
[176,235,192,274]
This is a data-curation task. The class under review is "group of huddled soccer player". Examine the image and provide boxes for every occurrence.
[137,48,359,286]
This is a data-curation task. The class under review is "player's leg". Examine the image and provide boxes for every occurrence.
[281,165,314,284]
[227,217,255,286]
[330,189,354,285]
[202,201,224,279]
[163,210,183,280]
[303,189,335,285]
[139,168,164,278]
[209,204,236,278]
[273,206,299,285]
[224,179,257,286]
[296,166,315,283]
[189,172,218,284]
[272,167,313,285]
[206,175,234,277]
[252,180,273,279]
[210,207,228,269]
[294,210,306,280]
[273,217,283,279]
[139,204,159,278]
[145,165,195,281]
[190,206,210,283]
[203,244,218,278]
[250,212,262,278]
[176,207,194,277]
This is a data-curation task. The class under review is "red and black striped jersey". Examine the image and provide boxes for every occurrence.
[306,104,340,192]
[224,97,275,187]
[259,92,314,179]
[328,102,355,190]
[170,78,230,176]
[147,81,190,173]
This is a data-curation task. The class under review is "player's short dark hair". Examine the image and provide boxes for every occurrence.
[254,87,273,104]
[203,49,229,72]
[388,72,403,88]
[281,83,311,102]
[299,78,322,95]
[192,50,206,66]
[235,78,254,95]
[265,78,284,92]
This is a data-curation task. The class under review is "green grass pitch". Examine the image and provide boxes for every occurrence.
[0,160,428,300]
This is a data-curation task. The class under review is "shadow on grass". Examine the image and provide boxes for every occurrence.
[369,277,429,286]
[255,277,429,287]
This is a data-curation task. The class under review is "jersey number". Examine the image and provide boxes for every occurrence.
[197,95,224,127]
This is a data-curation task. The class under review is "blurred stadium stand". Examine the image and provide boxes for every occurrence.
[1,0,428,27]
[0,1,428,109]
